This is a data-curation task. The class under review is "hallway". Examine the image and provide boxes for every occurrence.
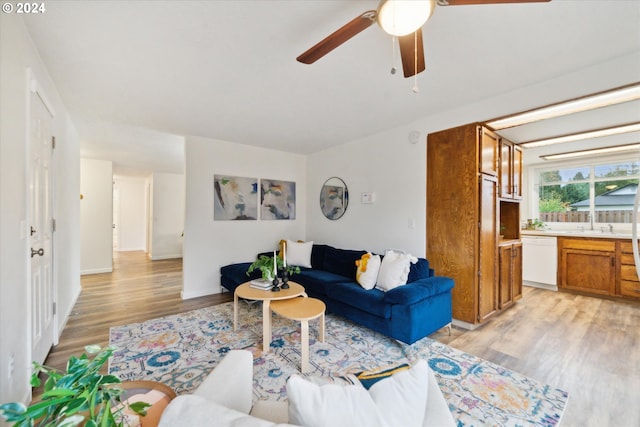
[44,251,231,372]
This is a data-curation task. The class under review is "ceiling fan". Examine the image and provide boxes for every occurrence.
[296,0,551,78]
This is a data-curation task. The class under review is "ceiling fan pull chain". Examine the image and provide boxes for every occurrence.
[412,30,419,93]
[391,36,398,75]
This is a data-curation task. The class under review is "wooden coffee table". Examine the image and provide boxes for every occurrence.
[234,281,306,352]
[270,297,325,373]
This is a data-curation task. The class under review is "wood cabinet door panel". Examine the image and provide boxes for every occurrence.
[478,176,498,321]
[621,264,640,282]
[561,249,615,295]
[512,242,523,300]
[513,146,523,200]
[480,128,499,176]
[498,245,513,309]
[620,280,640,298]
[500,141,512,198]
[561,238,616,252]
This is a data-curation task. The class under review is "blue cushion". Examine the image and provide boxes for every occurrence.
[383,277,454,305]
[322,246,366,280]
[310,244,329,269]
[407,258,432,282]
[327,283,391,318]
[293,269,351,297]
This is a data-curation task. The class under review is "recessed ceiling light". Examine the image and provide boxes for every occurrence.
[519,123,640,148]
[487,83,640,130]
[540,143,640,161]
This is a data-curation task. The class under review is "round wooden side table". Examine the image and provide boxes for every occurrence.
[270,297,326,373]
[234,281,306,352]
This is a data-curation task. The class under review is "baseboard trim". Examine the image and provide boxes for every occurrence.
[452,319,480,331]
[56,285,81,342]
[523,281,558,292]
[181,287,221,300]
[149,254,182,261]
[81,267,112,275]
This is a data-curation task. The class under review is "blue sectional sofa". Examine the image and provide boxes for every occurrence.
[220,244,454,344]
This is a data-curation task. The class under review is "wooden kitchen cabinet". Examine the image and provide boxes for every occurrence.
[499,241,523,310]
[499,138,523,200]
[558,238,616,296]
[427,123,519,327]
[618,241,640,298]
[480,127,500,177]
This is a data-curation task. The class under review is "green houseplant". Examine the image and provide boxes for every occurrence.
[0,345,149,427]
[246,255,300,281]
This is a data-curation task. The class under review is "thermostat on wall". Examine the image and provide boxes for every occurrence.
[361,192,375,204]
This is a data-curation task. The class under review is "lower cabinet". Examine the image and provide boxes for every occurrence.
[558,238,617,296]
[499,241,523,309]
[619,241,640,298]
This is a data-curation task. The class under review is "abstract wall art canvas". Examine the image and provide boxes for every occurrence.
[260,179,296,220]
[213,175,258,220]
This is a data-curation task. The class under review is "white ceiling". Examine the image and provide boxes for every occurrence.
[22,0,640,175]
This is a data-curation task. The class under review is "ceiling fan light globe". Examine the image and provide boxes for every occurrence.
[377,0,435,37]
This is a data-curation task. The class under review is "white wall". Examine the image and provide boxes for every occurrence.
[183,136,306,298]
[150,172,185,260]
[80,158,113,274]
[0,14,81,409]
[307,128,427,256]
[114,176,147,251]
[306,52,640,258]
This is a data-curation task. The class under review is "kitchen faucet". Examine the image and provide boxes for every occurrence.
[608,223,614,233]
[589,214,594,231]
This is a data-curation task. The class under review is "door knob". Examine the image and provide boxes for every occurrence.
[31,248,44,258]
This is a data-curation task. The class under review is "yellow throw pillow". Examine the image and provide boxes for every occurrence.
[355,253,381,290]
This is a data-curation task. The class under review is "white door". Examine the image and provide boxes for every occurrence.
[29,75,55,365]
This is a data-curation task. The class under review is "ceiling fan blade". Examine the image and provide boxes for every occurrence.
[437,0,550,5]
[296,10,376,64]
[398,29,425,78]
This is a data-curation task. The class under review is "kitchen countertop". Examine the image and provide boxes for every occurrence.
[521,230,633,239]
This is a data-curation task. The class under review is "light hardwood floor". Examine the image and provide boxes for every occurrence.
[45,251,640,426]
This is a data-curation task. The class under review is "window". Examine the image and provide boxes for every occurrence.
[536,160,639,224]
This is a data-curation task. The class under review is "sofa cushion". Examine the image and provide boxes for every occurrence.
[322,246,366,280]
[310,244,329,270]
[220,262,259,292]
[327,283,391,318]
[407,258,432,282]
[159,395,293,427]
[383,276,455,305]
[293,269,351,297]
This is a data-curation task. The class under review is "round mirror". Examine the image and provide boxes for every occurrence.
[320,177,348,220]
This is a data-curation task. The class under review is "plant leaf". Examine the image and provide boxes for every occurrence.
[56,414,86,427]
[0,401,27,421]
[41,388,77,399]
[128,401,151,416]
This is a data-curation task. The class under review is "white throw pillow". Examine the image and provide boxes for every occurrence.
[376,250,418,291]
[285,240,313,268]
[287,375,384,427]
[286,361,430,427]
[368,360,429,427]
[356,253,381,290]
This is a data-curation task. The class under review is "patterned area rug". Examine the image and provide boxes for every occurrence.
[109,301,568,426]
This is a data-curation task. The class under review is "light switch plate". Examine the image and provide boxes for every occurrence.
[361,192,375,204]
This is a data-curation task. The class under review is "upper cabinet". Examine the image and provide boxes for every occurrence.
[499,138,523,200]
[479,127,500,176]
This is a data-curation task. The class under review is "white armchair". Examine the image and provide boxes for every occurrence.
[158,350,454,427]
